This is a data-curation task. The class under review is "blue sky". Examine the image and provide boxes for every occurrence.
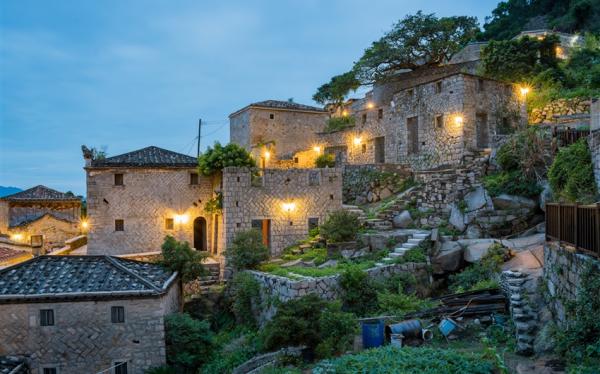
[0,0,498,195]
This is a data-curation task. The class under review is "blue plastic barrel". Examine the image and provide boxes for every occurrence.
[361,319,385,349]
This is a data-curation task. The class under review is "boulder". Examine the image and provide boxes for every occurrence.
[318,259,338,269]
[492,194,537,211]
[464,186,494,212]
[392,210,413,228]
[460,239,501,263]
[465,224,482,239]
[449,204,466,232]
[432,241,464,273]
[379,188,393,200]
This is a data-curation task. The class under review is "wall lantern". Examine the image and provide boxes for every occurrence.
[80,219,90,231]
[264,150,271,160]
[454,116,464,126]
[174,214,189,224]
[282,201,296,213]
[342,110,349,117]
[366,102,375,109]
[313,146,321,153]
[519,85,530,97]
[353,136,362,146]
[10,233,23,242]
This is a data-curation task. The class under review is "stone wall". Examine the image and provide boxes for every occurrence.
[543,242,600,327]
[7,215,80,252]
[0,285,181,374]
[250,262,429,322]
[530,97,591,124]
[589,129,600,189]
[7,202,80,228]
[342,164,412,205]
[0,200,9,233]
[86,167,219,256]
[222,167,342,256]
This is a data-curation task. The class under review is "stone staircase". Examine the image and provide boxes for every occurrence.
[198,262,221,292]
[375,231,430,266]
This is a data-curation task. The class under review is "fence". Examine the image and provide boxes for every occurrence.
[546,203,600,257]
[552,127,590,147]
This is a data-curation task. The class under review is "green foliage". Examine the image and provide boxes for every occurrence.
[261,294,356,359]
[198,142,256,176]
[548,138,598,203]
[201,329,263,374]
[377,287,434,318]
[225,229,269,271]
[164,313,214,372]
[313,71,361,106]
[312,346,495,374]
[324,116,355,133]
[449,243,508,293]
[319,210,360,243]
[315,153,336,168]
[483,170,543,197]
[481,35,560,82]
[554,265,600,371]
[228,272,260,328]
[160,236,207,283]
[338,266,379,316]
[204,192,222,214]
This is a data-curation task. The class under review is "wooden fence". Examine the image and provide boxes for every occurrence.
[546,203,600,257]
[552,127,590,147]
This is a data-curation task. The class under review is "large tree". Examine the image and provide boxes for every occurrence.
[313,71,360,106]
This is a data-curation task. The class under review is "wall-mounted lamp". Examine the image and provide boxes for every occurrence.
[313,146,321,153]
[80,219,89,231]
[282,201,296,213]
[264,150,271,160]
[353,137,362,146]
[10,233,23,242]
[366,102,375,109]
[454,116,464,126]
[342,110,349,117]
[519,86,530,97]
[174,214,189,224]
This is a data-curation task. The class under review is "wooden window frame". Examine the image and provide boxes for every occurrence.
[111,306,125,323]
[115,219,124,232]
[114,173,124,186]
[40,309,54,326]
[190,172,199,185]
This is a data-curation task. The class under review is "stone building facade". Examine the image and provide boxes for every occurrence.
[222,167,343,255]
[0,185,82,251]
[0,255,180,374]
[85,146,219,256]
[229,100,328,166]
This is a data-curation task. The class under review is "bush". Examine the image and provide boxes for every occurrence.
[483,170,543,198]
[204,192,223,214]
[201,330,263,374]
[548,139,598,203]
[261,294,356,359]
[164,313,214,372]
[338,266,379,316]
[377,289,433,318]
[225,229,269,271]
[449,243,508,293]
[315,153,336,168]
[198,142,256,176]
[325,116,355,132]
[312,346,495,373]
[161,236,207,283]
[319,210,360,243]
[228,272,260,328]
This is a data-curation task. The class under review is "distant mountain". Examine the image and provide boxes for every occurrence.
[0,186,22,197]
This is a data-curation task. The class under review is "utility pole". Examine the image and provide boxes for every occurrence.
[197,118,202,157]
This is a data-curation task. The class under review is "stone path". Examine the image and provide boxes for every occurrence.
[375,230,430,266]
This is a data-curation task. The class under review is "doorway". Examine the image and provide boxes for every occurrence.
[193,217,207,251]
[407,117,419,155]
[374,136,385,163]
[476,112,489,149]
[251,219,271,249]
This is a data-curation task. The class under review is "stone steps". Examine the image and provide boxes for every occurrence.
[376,231,431,265]
[365,219,393,230]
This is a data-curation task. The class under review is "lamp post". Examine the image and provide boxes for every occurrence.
[518,85,531,127]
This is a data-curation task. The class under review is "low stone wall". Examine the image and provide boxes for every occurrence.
[232,347,303,374]
[342,164,412,205]
[543,241,600,327]
[251,262,429,322]
[589,130,600,190]
[530,97,591,124]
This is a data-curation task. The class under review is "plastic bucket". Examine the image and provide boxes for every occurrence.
[386,319,423,340]
[361,319,385,349]
[390,334,403,348]
[438,318,458,337]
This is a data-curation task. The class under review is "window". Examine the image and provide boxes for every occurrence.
[362,113,367,124]
[111,306,125,323]
[308,171,320,186]
[113,362,128,374]
[114,173,124,186]
[378,108,383,120]
[190,173,199,185]
[42,368,58,374]
[308,217,319,231]
[115,219,124,232]
[294,157,299,163]
[165,218,174,230]
[40,309,54,326]
[407,89,414,97]
[435,115,444,129]
[478,79,485,92]
[269,113,274,119]
[361,144,367,153]
[435,81,442,94]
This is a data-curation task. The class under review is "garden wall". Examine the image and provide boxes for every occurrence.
[342,164,412,204]
[250,262,429,323]
[529,97,591,124]
[543,241,600,327]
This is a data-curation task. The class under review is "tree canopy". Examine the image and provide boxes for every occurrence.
[198,142,255,176]
[313,71,360,106]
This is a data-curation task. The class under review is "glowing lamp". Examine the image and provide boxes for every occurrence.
[353,137,362,146]
[10,233,23,242]
[174,214,189,224]
[519,86,530,96]
[366,102,375,109]
[81,219,89,230]
[342,110,349,117]
[454,116,463,126]
[264,150,271,159]
[313,146,321,153]
[282,202,296,213]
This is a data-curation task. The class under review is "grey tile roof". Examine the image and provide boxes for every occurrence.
[0,356,27,374]
[230,100,327,116]
[90,146,198,168]
[0,256,177,302]
[9,211,77,228]
[1,185,81,202]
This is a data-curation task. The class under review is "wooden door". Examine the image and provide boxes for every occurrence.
[476,113,489,148]
[374,137,385,163]
[407,117,419,155]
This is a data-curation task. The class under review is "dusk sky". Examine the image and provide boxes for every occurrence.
[0,0,498,195]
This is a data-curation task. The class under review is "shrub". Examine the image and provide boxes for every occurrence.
[325,116,355,132]
[198,142,256,176]
[377,289,433,318]
[201,330,262,374]
[164,313,214,372]
[319,210,360,243]
[449,243,508,293]
[483,170,543,198]
[548,139,598,203]
[261,294,356,359]
[312,346,495,373]
[228,272,260,328]
[204,192,223,214]
[225,229,269,271]
[315,153,336,168]
[338,266,379,316]
[161,236,207,283]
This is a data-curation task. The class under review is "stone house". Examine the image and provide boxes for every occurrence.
[229,100,329,167]
[0,255,180,374]
[85,146,218,256]
[0,186,82,252]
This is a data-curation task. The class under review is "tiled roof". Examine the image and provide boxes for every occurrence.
[0,247,29,264]
[9,212,76,228]
[90,146,197,168]
[0,356,27,374]
[0,256,177,302]
[1,185,81,202]
[230,100,326,116]
[383,61,480,89]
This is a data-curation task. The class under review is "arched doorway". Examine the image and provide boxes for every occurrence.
[193,217,207,251]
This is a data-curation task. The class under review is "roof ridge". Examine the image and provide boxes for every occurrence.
[103,256,164,292]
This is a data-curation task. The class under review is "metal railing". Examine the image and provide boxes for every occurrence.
[546,202,600,257]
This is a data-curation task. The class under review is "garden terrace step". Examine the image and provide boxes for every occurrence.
[412,233,430,239]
